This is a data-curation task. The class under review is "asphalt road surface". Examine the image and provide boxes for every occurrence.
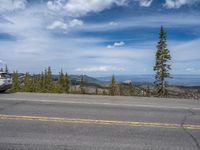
[0,93,200,150]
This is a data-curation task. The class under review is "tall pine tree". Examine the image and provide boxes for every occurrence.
[44,66,53,92]
[154,26,171,97]
[58,69,65,92]
[47,66,53,92]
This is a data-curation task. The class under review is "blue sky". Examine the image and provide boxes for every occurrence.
[0,0,200,76]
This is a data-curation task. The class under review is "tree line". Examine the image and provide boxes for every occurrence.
[11,67,70,93]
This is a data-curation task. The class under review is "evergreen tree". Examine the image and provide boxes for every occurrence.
[109,75,118,96]
[31,74,38,92]
[58,69,65,92]
[23,72,32,92]
[154,26,171,97]
[38,71,45,92]
[47,66,53,92]
[57,69,70,93]
[0,68,3,72]
[43,67,53,92]
[11,71,20,92]
[47,66,52,81]
[44,69,48,92]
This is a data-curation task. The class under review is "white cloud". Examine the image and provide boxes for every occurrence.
[47,20,68,30]
[75,66,125,72]
[164,0,200,8]
[114,41,125,46]
[0,0,27,12]
[47,0,128,17]
[47,0,64,11]
[139,0,153,7]
[107,45,114,49]
[64,0,128,16]
[109,21,119,26]
[46,0,156,17]
[107,41,125,48]
[47,19,83,31]
[69,19,83,27]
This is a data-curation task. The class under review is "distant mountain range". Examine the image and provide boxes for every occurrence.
[97,75,200,86]
[68,74,200,87]
[69,75,107,87]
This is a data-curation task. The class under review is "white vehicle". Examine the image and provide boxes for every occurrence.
[0,72,12,92]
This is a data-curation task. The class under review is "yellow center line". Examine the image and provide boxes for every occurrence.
[0,114,200,130]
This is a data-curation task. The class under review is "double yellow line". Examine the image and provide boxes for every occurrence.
[0,114,200,130]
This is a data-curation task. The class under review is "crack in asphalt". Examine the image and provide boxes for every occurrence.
[181,109,200,150]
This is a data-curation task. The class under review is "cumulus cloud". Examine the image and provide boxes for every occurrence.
[69,19,83,27]
[47,20,68,30]
[47,19,83,31]
[64,0,129,16]
[75,66,125,72]
[47,0,156,17]
[47,0,64,11]
[164,0,200,8]
[107,41,125,48]
[47,0,128,17]
[0,0,27,12]
[138,0,153,7]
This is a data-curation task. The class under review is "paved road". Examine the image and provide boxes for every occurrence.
[0,93,200,150]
